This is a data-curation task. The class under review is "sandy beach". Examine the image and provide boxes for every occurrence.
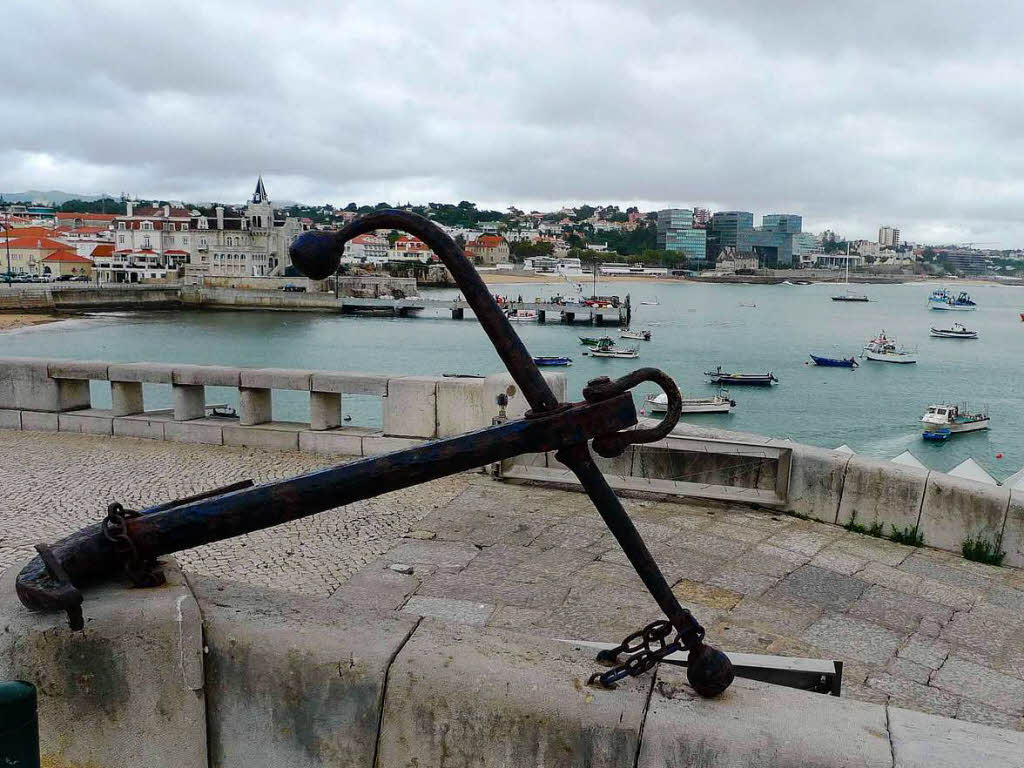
[0,313,61,332]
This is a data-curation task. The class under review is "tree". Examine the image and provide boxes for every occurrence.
[344,202,358,212]
[386,230,402,246]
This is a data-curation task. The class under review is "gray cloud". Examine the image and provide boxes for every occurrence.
[2,0,1023,245]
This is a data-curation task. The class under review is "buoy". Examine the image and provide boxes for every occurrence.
[996,453,1003,459]
[640,409,646,415]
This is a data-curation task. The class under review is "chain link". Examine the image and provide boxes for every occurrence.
[102,502,165,588]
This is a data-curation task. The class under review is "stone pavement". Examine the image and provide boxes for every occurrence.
[2,430,1023,733]
[0,430,467,595]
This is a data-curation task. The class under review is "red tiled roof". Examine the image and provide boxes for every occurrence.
[57,212,117,221]
[4,236,71,250]
[72,226,111,235]
[90,244,114,257]
[164,249,189,255]
[42,251,92,263]
[469,235,505,248]
[0,226,56,238]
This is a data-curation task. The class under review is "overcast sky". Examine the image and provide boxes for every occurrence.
[3,1,1022,245]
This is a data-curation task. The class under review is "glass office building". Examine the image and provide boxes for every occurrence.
[657,208,706,262]
[710,211,755,251]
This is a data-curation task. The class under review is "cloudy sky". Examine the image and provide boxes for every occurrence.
[3,1,1022,245]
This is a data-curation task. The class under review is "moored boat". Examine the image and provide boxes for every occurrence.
[704,366,778,385]
[579,336,614,347]
[506,309,538,322]
[589,345,639,359]
[927,287,952,308]
[533,356,572,366]
[646,390,736,414]
[931,290,976,311]
[922,428,951,441]
[809,354,859,368]
[921,403,990,434]
[863,331,917,363]
[620,329,652,341]
[930,323,977,339]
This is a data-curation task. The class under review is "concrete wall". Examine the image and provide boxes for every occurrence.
[2,560,1020,767]
[200,275,328,292]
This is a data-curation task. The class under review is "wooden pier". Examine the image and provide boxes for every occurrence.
[342,296,630,325]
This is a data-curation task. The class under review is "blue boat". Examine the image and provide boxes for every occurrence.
[922,428,951,441]
[533,356,572,366]
[809,354,858,368]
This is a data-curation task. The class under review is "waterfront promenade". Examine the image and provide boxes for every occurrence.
[2,429,1022,732]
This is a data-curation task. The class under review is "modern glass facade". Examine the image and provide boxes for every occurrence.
[761,214,802,234]
[710,211,755,250]
[657,208,706,261]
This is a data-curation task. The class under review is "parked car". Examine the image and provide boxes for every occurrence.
[279,284,307,292]
[71,275,90,282]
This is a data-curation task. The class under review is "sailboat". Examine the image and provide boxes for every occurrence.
[831,245,869,302]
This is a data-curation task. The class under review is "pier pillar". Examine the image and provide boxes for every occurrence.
[173,384,206,421]
[563,312,575,324]
[310,391,342,431]
[594,314,603,325]
[239,387,272,426]
[451,308,464,320]
[110,381,144,416]
[538,310,545,323]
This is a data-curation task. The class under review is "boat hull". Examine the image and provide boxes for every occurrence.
[930,329,977,339]
[648,398,733,414]
[707,376,775,385]
[930,304,976,311]
[831,296,869,302]
[809,355,858,368]
[590,351,639,359]
[864,351,917,363]
[922,418,989,434]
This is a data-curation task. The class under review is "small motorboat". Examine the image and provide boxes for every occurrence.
[641,297,660,306]
[809,354,859,368]
[922,428,951,441]
[922,403,990,435]
[863,331,917,363]
[704,366,778,385]
[930,323,977,339]
[507,309,538,322]
[579,336,614,347]
[620,329,652,341]
[590,346,640,359]
[646,390,736,414]
[533,356,572,366]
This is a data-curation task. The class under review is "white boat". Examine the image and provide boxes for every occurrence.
[831,245,869,302]
[641,296,660,306]
[921,403,990,434]
[645,390,736,414]
[620,329,651,341]
[930,289,977,311]
[930,323,977,339]
[863,331,917,363]
[506,309,538,322]
[589,346,639,359]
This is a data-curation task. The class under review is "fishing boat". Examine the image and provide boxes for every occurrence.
[579,336,614,347]
[589,345,639,359]
[927,287,952,308]
[922,428,951,441]
[532,356,572,366]
[620,329,652,341]
[506,309,538,322]
[809,354,859,368]
[921,403,990,434]
[930,323,977,339]
[862,331,917,363]
[931,290,977,311]
[704,366,778,386]
[645,390,737,414]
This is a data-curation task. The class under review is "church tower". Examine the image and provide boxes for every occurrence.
[246,175,273,231]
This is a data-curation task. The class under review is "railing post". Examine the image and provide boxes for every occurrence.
[0,681,40,768]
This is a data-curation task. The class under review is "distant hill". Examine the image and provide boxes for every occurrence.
[0,190,115,205]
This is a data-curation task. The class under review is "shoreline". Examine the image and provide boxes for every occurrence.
[0,313,63,333]
[477,272,1020,288]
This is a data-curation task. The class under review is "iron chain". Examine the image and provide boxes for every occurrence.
[102,503,165,588]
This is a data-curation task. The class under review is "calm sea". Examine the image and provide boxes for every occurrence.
[2,280,1021,478]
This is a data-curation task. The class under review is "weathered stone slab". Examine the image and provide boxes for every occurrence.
[0,407,21,429]
[769,564,869,611]
[20,410,57,431]
[382,375,439,438]
[57,409,113,435]
[309,390,341,430]
[361,434,423,455]
[377,621,648,768]
[385,539,481,570]
[107,361,175,383]
[310,371,389,396]
[173,383,206,421]
[888,704,1024,767]
[837,456,928,533]
[402,595,495,625]
[192,575,417,768]
[1001,490,1024,569]
[329,565,419,610]
[918,472,1009,554]
[0,559,206,768]
[784,443,852,523]
[801,613,903,663]
[928,655,1024,714]
[436,376,487,437]
[172,364,241,387]
[0,357,90,411]
[238,386,271,425]
[298,429,364,456]
[110,379,144,416]
[223,422,301,451]
[47,358,110,380]
[638,670,892,768]
[164,418,224,445]
[239,367,312,390]
[113,414,167,440]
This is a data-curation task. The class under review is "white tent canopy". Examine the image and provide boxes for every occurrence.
[891,451,926,470]
[947,457,998,486]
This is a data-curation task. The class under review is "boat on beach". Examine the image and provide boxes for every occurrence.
[930,323,977,339]
[863,331,917,363]
[646,390,737,414]
[620,328,652,341]
[704,366,778,385]
[533,356,572,366]
[809,354,858,368]
[921,403,990,435]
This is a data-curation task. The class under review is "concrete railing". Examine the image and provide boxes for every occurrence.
[1,559,1020,767]
[0,356,566,457]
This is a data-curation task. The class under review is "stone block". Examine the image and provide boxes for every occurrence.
[382,375,439,438]
[47,359,109,379]
[1000,490,1024,569]
[165,419,224,445]
[402,595,495,625]
[172,364,241,387]
[0,408,21,429]
[0,357,90,412]
[330,566,419,610]
[386,539,481,570]
[310,371,389,396]
[888,704,1024,767]
[298,429,363,456]
[484,371,568,422]
[918,472,1009,555]
[173,383,206,421]
[20,411,58,431]
[57,410,113,435]
[638,671,892,768]
[192,576,417,768]
[361,434,423,455]
[309,390,341,431]
[238,387,271,425]
[377,622,648,768]
[784,443,851,523]
[223,422,301,451]
[0,559,206,768]
[110,380,144,416]
[113,415,167,440]
[107,361,175,383]
[837,455,928,533]
[436,376,487,436]
[239,367,312,390]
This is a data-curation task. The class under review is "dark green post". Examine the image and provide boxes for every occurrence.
[0,681,40,768]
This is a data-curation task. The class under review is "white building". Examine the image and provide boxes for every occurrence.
[879,226,900,248]
[342,233,390,264]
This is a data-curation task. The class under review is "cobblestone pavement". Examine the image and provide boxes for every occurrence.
[0,430,467,596]
[339,479,1024,732]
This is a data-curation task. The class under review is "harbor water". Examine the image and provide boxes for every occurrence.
[1,280,1021,479]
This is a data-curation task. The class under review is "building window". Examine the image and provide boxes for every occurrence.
[183,236,189,245]
[117,222,125,230]
[142,221,152,231]
[143,236,151,249]
[118,234,125,244]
